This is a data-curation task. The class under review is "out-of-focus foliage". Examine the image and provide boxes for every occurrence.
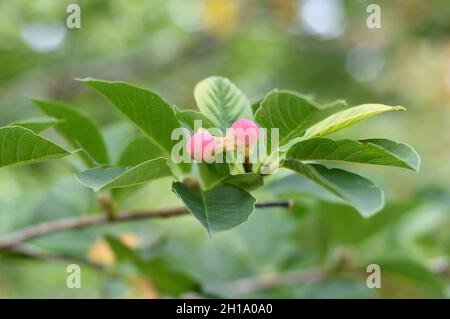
[0,0,449,298]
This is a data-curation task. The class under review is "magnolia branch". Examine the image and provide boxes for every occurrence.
[0,200,291,250]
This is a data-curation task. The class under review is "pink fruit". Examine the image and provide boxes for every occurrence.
[229,119,259,146]
[187,131,218,162]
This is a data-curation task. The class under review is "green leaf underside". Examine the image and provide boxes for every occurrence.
[284,159,384,217]
[9,116,61,133]
[31,98,109,165]
[80,78,180,158]
[268,173,341,203]
[287,138,420,171]
[194,76,253,132]
[118,136,163,166]
[172,182,256,235]
[296,101,350,138]
[302,104,406,140]
[175,109,216,132]
[76,157,171,191]
[102,121,136,164]
[0,126,69,168]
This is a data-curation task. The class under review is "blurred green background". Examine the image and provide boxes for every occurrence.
[0,0,449,298]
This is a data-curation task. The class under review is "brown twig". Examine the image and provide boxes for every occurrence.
[5,243,105,271]
[0,200,291,250]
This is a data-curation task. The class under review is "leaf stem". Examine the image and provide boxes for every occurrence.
[97,191,117,220]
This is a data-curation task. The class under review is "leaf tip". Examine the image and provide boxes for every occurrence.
[75,77,94,83]
[361,189,385,218]
[413,153,422,173]
[393,105,406,111]
[27,96,45,105]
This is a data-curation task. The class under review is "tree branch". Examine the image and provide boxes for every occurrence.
[5,243,106,271]
[0,200,291,250]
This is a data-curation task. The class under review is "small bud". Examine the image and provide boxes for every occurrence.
[228,119,259,147]
[187,131,218,162]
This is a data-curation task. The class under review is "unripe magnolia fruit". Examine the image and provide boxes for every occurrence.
[187,131,218,162]
[228,119,259,146]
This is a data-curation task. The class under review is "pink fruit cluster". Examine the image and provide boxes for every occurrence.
[229,119,259,148]
[187,131,217,162]
[186,119,259,162]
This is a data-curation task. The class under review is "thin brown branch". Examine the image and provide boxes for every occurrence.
[0,207,188,250]
[0,200,291,250]
[5,243,105,271]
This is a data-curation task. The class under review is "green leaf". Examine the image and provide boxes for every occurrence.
[104,235,137,262]
[172,182,256,235]
[254,91,346,174]
[118,136,163,166]
[0,126,69,168]
[254,90,323,147]
[361,138,421,171]
[31,98,109,165]
[254,92,405,174]
[9,116,61,133]
[194,76,252,132]
[102,121,136,164]
[112,136,169,200]
[287,138,420,171]
[284,159,384,217]
[140,256,199,297]
[302,104,405,140]
[224,173,264,191]
[104,235,199,296]
[76,157,171,191]
[80,78,180,158]
[369,255,445,295]
[175,109,216,131]
[251,99,263,114]
[194,162,230,190]
[255,91,403,147]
